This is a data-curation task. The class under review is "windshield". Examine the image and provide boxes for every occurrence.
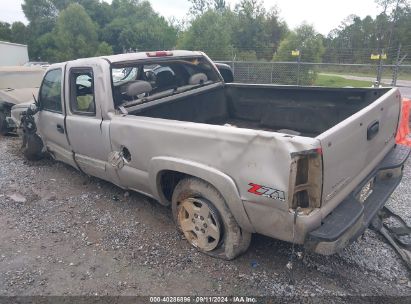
[112,67,138,84]
[111,57,220,107]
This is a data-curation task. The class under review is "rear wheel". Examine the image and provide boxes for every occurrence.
[172,177,251,260]
[177,197,222,251]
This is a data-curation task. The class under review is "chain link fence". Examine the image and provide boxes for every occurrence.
[217,61,411,87]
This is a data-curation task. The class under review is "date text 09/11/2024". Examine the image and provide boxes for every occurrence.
[149,296,258,303]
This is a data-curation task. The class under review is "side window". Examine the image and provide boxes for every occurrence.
[70,69,95,115]
[39,69,62,113]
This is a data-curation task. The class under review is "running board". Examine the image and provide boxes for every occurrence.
[370,206,411,269]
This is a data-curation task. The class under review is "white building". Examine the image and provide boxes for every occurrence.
[0,41,29,66]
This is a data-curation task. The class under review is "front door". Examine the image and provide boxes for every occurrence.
[64,66,113,182]
[36,66,75,167]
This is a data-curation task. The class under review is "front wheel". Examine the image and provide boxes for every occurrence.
[23,133,44,161]
[172,177,251,260]
[0,111,9,135]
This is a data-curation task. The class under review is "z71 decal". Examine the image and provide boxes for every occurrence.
[248,183,286,201]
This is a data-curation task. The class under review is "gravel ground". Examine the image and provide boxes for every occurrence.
[0,136,410,298]
[399,87,411,99]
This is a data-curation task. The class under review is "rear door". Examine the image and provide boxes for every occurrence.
[318,88,401,208]
[37,66,76,167]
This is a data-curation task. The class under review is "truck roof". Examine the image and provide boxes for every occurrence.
[47,50,205,69]
[103,50,204,63]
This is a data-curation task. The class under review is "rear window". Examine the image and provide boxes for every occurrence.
[111,57,220,107]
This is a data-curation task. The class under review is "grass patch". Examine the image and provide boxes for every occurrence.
[314,74,373,87]
[318,70,411,81]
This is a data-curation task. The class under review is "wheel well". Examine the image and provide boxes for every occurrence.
[158,170,191,203]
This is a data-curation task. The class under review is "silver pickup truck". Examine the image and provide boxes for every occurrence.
[12,51,410,260]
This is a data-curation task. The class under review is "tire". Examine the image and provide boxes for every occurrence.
[172,177,251,260]
[23,133,44,161]
[0,111,9,136]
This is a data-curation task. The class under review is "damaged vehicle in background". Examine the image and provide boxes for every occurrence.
[11,50,410,260]
[0,66,45,135]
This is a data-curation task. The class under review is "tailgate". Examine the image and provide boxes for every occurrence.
[317,88,401,210]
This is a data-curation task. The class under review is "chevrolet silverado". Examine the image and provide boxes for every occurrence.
[12,51,410,259]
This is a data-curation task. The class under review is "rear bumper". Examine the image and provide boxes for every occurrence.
[305,144,411,255]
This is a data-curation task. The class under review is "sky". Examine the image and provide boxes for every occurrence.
[0,0,382,35]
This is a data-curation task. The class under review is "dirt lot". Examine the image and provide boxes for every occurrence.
[0,136,410,298]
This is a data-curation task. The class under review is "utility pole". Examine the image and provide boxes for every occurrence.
[392,44,401,86]
[386,0,403,86]
[375,0,404,85]
[297,52,301,86]
[375,2,389,86]
[391,44,408,86]
[291,49,301,85]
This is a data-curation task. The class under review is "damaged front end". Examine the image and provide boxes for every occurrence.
[0,101,17,135]
[0,86,40,135]
[15,103,44,161]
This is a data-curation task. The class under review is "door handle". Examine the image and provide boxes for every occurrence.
[57,124,65,134]
[367,120,379,140]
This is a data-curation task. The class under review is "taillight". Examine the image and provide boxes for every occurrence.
[146,51,173,57]
[289,148,323,211]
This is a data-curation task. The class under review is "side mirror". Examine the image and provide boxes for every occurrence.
[32,93,41,110]
[29,103,37,111]
[215,63,234,83]
[26,103,38,115]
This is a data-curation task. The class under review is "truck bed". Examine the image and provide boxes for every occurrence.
[129,83,391,138]
[210,118,316,137]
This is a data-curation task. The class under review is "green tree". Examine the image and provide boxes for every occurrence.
[276,23,324,62]
[213,0,227,12]
[34,32,59,61]
[118,17,177,52]
[275,23,324,84]
[47,0,114,33]
[232,0,287,60]
[54,3,98,60]
[11,22,29,44]
[182,0,287,61]
[394,6,411,49]
[188,0,212,16]
[232,0,266,56]
[103,1,177,53]
[102,18,128,53]
[95,41,113,56]
[22,0,58,24]
[323,0,411,64]
[177,10,234,60]
[322,15,376,63]
[22,0,59,59]
[0,22,12,42]
[188,0,229,16]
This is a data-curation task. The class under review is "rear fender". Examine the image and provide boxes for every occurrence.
[149,156,255,232]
